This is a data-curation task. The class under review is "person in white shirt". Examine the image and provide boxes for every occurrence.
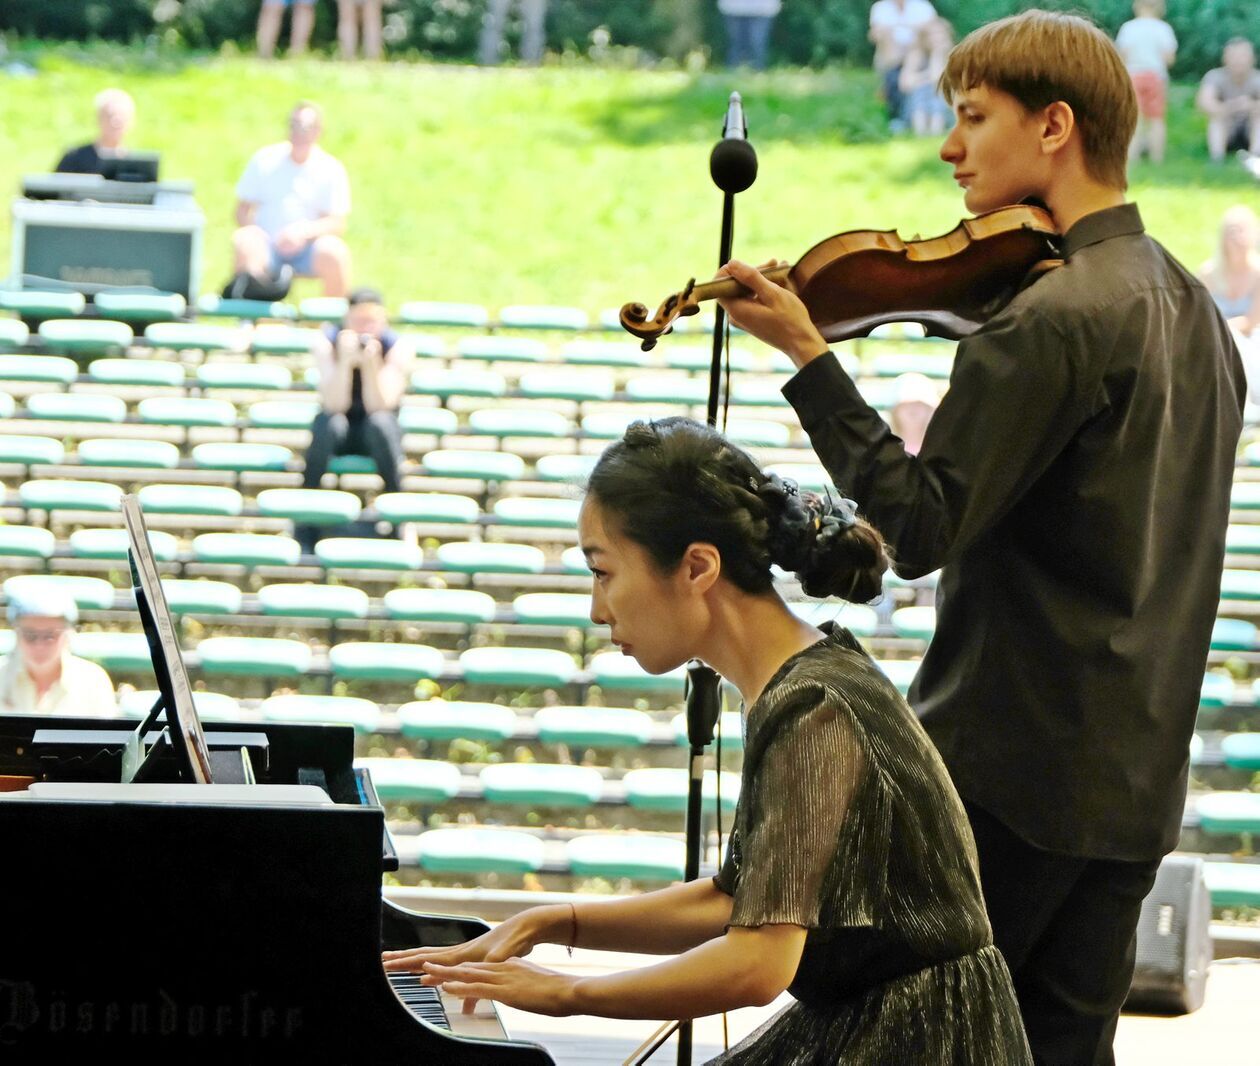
[869,0,937,129]
[232,101,353,297]
[718,0,781,71]
[1115,0,1177,163]
[0,588,116,717]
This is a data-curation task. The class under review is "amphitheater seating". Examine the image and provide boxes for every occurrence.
[4,292,1257,905]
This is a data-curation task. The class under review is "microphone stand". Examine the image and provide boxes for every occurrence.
[706,91,758,428]
[629,93,755,1066]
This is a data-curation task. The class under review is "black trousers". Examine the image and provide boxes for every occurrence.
[964,802,1161,1066]
[303,410,404,493]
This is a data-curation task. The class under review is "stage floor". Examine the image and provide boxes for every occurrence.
[501,945,1260,1064]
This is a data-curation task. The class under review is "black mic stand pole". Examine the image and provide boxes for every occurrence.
[706,90,758,428]
[678,92,758,1066]
[631,91,757,1066]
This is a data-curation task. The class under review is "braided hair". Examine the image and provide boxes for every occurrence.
[586,417,889,602]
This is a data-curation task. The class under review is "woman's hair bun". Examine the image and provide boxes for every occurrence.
[760,478,890,602]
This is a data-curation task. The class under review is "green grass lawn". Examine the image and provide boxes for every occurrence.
[1,47,1255,314]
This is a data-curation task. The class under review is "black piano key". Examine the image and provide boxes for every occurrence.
[386,971,452,1030]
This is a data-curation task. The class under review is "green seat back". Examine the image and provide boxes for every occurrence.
[261,694,381,733]
[20,479,123,513]
[27,392,127,423]
[411,368,506,399]
[299,297,348,323]
[566,834,685,881]
[499,304,589,331]
[137,484,244,517]
[145,322,245,353]
[398,699,517,741]
[192,442,293,471]
[314,537,425,570]
[191,532,302,567]
[250,324,322,355]
[456,336,548,363]
[0,435,65,465]
[256,488,362,525]
[196,636,313,677]
[196,362,293,390]
[458,646,577,686]
[1221,733,1260,771]
[383,588,496,624]
[94,292,186,323]
[248,399,321,429]
[622,768,740,813]
[436,541,545,574]
[1211,617,1258,651]
[534,454,598,484]
[161,579,243,615]
[398,406,460,436]
[328,641,446,681]
[373,491,480,525]
[518,370,615,403]
[88,357,186,387]
[38,318,133,354]
[624,374,709,404]
[398,301,489,328]
[70,527,178,561]
[0,525,56,558]
[357,758,463,803]
[77,438,181,468]
[257,582,370,620]
[468,408,572,439]
[512,593,594,627]
[138,396,238,427]
[69,631,152,671]
[422,449,526,482]
[0,290,85,317]
[534,706,652,747]
[415,827,544,874]
[1196,792,1260,834]
[588,650,685,693]
[0,354,77,384]
[479,763,603,807]
[492,497,580,528]
[560,340,651,369]
[195,295,295,321]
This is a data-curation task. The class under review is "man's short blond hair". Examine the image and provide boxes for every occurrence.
[940,10,1137,191]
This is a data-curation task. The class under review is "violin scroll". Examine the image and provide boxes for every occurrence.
[619,279,701,352]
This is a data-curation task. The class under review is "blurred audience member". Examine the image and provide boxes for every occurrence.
[1196,38,1260,162]
[869,0,937,131]
[479,0,547,66]
[55,88,135,175]
[257,0,316,59]
[232,102,352,298]
[889,372,940,456]
[338,0,384,60]
[304,288,415,493]
[1200,205,1260,337]
[719,0,781,71]
[898,17,954,136]
[0,588,115,716]
[1115,0,1177,164]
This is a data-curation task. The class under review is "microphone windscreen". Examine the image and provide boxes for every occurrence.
[709,138,758,194]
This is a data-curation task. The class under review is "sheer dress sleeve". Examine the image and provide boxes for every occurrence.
[716,682,867,929]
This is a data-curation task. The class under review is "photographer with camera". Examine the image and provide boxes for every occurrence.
[303,288,415,494]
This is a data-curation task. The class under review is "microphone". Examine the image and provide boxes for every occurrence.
[710,91,758,194]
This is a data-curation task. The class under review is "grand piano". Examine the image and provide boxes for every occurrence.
[0,497,556,1063]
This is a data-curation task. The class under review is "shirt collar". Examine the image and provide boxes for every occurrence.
[1061,202,1145,259]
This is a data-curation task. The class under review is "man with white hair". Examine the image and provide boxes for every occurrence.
[0,588,116,716]
[55,88,137,175]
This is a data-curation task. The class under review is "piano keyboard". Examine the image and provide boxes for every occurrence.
[387,972,451,1029]
[385,970,511,1041]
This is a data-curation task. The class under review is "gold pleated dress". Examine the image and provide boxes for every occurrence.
[707,625,1032,1065]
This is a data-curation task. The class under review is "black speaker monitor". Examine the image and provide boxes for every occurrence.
[1124,854,1212,1015]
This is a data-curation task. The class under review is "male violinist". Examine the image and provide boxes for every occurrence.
[720,10,1245,1065]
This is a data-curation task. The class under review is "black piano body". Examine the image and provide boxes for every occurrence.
[0,712,555,1063]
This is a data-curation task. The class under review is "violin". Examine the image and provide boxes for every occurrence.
[619,204,1061,351]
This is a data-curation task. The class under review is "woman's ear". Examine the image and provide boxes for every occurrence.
[680,542,722,595]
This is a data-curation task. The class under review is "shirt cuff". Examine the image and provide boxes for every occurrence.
[780,351,870,431]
